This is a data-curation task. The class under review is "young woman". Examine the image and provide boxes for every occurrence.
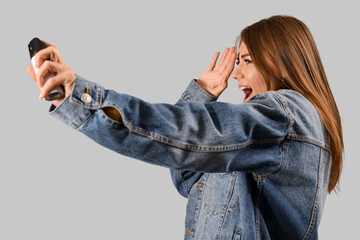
[28,15,343,240]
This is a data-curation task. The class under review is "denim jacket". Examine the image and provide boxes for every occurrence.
[50,75,331,240]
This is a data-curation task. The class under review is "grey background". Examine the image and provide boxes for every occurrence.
[1,0,358,239]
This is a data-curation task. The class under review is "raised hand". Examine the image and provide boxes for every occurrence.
[27,40,76,107]
[196,47,236,97]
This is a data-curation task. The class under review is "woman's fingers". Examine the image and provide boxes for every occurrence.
[220,48,236,76]
[27,40,76,105]
[214,47,236,74]
[226,51,237,73]
[214,48,230,71]
[39,74,63,99]
[27,65,36,81]
[39,70,75,100]
[206,52,220,71]
[218,47,235,70]
[35,60,62,87]
[34,45,62,68]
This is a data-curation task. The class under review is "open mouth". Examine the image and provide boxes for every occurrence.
[240,86,253,102]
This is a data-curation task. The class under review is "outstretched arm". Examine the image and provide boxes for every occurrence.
[27,41,288,180]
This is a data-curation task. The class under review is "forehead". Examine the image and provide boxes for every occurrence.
[238,42,249,55]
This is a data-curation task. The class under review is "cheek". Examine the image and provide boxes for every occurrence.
[251,73,267,93]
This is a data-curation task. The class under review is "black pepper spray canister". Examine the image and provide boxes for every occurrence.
[28,37,65,101]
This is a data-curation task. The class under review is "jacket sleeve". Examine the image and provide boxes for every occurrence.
[50,75,289,176]
[170,80,217,198]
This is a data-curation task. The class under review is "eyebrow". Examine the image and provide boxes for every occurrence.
[240,54,250,58]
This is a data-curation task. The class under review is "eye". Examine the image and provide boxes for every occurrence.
[244,59,252,65]
[236,58,240,65]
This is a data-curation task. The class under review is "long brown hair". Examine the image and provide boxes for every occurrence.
[238,15,343,193]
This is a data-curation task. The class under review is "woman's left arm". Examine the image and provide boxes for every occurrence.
[170,79,219,198]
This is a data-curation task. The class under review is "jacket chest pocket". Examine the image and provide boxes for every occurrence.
[202,172,239,216]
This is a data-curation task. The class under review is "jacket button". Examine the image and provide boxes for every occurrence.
[81,93,92,103]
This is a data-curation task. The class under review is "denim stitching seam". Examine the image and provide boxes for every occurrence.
[126,124,284,152]
[255,176,264,240]
[74,111,95,129]
[258,139,288,178]
[302,149,322,239]
[215,172,238,239]
[273,93,294,135]
[178,171,189,198]
[287,134,330,151]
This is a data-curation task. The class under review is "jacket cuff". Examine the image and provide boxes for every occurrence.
[181,79,218,102]
[49,75,105,129]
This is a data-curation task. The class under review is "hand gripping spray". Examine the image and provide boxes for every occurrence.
[28,38,65,100]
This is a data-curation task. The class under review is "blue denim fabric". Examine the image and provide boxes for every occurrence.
[50,75,331,240]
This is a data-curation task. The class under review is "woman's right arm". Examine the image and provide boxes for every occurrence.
[28,43,289,182]
[48,74,288,173]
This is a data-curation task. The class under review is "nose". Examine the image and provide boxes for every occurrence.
[231,65,244,80]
